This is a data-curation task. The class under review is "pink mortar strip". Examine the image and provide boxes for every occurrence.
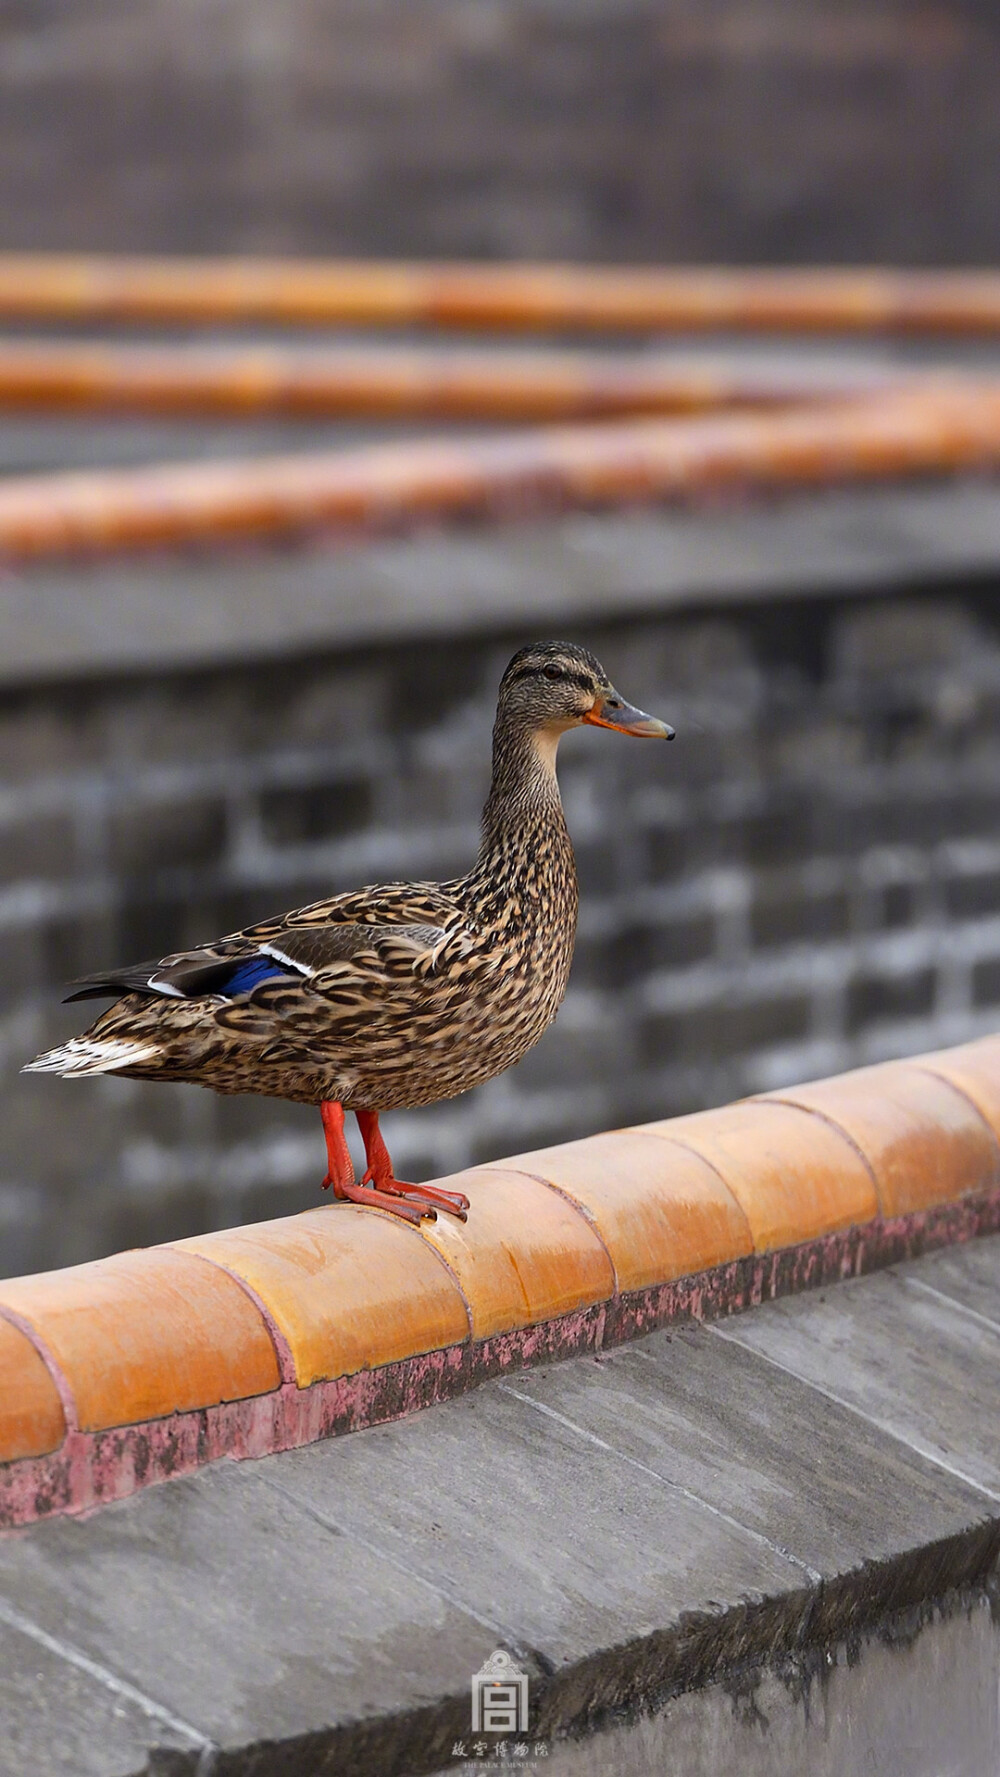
[3,1187,999,1531]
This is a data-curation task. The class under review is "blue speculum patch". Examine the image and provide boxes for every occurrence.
[217,955,293,997]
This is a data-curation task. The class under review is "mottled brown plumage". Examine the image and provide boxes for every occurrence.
[26,643,672,1220]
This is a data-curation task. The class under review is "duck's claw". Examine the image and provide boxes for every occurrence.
[354,1107,469,1222]
[361,1169,469,1222]
[334,1177,435,1224]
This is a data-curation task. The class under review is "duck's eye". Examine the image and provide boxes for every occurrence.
[542,665,562,682]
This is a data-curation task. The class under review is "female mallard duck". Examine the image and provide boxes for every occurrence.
[25,643,672,1223]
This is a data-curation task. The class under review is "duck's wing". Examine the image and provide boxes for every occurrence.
[63,880,469,1007]
[212,918,470,1042]
[251,881,464,932]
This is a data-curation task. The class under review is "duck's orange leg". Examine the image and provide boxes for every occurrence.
[356,1109,470,1221]
[319,1100,428,1225]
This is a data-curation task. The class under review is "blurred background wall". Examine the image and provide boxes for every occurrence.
[8,575,1000,1274]
[2,0,1000,263]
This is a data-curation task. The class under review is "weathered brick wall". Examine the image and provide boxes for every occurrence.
[4,586,1000,1275]
[3,0,1000,263]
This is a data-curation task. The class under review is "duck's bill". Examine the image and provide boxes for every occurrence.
[583,695,675,739]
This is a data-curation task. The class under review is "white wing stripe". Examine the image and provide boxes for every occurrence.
[260,943,315,977]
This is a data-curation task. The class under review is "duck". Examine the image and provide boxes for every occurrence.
[24,642,673,1224]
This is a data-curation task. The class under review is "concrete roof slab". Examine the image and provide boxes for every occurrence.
[0,1463,497,1756]
[903,1235,1000,1328]
[1,1236,999,1773]
[0,1612,196,1777]
[720,1236,1000,1498]
[268,1379,802,1667]
[503,1325,991,1581]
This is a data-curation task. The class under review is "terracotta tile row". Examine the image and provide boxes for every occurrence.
[1,385,1000,560]
[0,1247,279,1439]
[180,1209,471,1389]
[1,255,1000,334]
[0,339,866,422]
[0,1038,998,1470]
[0,1317,67,1463]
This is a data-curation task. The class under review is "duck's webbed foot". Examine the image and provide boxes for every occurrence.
[356,1109,470,1222]
[319,1099,437,1225]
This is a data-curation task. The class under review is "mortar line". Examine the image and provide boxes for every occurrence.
[496,1381,821,1583]
[178,1247,296,1385]
[706,1324,1000,1505]
[0,1593,215,1754]
[365,1203,475,1341]
[911,1064,1000,1172]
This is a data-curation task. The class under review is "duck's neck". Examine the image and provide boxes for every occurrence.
[476,715,569,868]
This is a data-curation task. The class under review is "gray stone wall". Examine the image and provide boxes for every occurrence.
[3,0,1000,264]
[5,585,1000,1275]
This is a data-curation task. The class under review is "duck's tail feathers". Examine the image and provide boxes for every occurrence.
[22,1037,161,1077]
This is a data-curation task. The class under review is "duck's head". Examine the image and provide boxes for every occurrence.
[497,641,674,742]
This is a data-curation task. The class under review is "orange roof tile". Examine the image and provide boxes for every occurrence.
[0,1247,280,1432]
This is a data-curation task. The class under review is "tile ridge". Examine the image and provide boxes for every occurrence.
[403,1217,476,1341]
[911,1060,1000,1171]
[0,1302,77,1433]
[175,1245,296,1387]
[628,1125,755,1245]
[490,1160,622,1296]
[750,1093,882,1200]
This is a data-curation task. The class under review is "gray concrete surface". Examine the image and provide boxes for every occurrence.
[721,1257,1000,1497]
[0,1235,999,1775]
[5,481,1000,685]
